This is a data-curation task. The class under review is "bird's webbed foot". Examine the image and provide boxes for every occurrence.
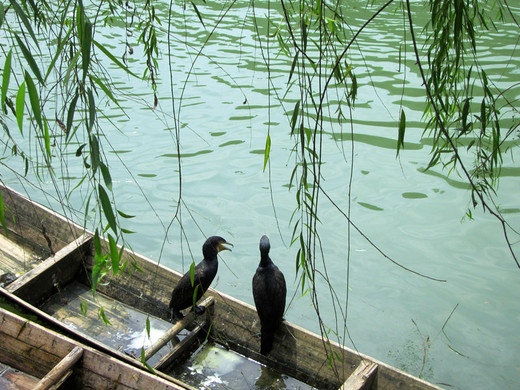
[193,305,206,315]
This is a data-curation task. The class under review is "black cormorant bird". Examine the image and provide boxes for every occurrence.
[169,236,232,321]
[252,235,287,355]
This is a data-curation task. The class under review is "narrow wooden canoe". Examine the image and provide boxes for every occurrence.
[0,184,443,390]
[0,306,188,390]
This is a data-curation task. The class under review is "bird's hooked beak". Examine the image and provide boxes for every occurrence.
[218,241,233,252]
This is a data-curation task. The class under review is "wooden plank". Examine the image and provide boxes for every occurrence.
[34,346,84,390]
[8,233,92,305]
[0,362,40,390]
[40,281,175,364]
[0,233,40,277]
[340,361,378,390]
[154,322,207,372]
[144,297,214,361]
[76,348,179,390]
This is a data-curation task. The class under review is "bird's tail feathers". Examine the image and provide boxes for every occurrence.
[260,331,274,355]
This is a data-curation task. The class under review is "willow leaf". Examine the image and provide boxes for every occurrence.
[98,307,112,325]
[100,161,112,191]
[0,2,4,28]
[1,49,11,113]
[288,52,299,84]
[92,39,139,79]
[290,100,300,134]
[108,233,119,275]
[63,50,81,89]
[10,0,40,49]
[117,210,135,219]
[87,88,96,134]
[189,262,196,287]
[43,118,51,160]
[16,82,25,134]
[89,74,119,106]
[15,35,43,84]
[397,109,406,156]
[98,184,117,235]
[24,72,43,131]
[190,1,206,28]
[146,317,151,339]
[192,285,200,309]
[66,93,79,138]
[80,301,88,316]
[89,135,99,173]
[81,18,92,82]
[92,229,106,294]
[263,133,271,172]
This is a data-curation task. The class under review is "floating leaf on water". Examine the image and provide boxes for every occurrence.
[402,192,428,199]
[159,150,212,158]
[109,150,132,154]
[229,115,255,121]
[357,202,384,211]
[249,149,265,155]
[218,140,245,147]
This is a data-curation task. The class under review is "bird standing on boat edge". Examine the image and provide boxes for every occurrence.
[252,235,287,355]
[169,236,232,322]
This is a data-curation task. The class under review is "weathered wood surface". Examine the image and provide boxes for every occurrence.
[7,233,91,306]
[0,186,84,258]
[154,322,207,372]
[340,361,378,390]
[34,346,84,390]
[0,362,40,390]
[0,233,40,279]
[40,281,177,367]
[144,296,214,361]
[1,286,197,390]
[0,307,189,390]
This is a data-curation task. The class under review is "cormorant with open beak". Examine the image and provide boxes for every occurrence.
[169,236,232,321]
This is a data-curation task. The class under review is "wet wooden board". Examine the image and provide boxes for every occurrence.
[0,362,39,390]
[0,233,41,284]
[40,281,183,367]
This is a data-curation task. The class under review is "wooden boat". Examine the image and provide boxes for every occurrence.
[0,306,188,389]
[0,184,443,390]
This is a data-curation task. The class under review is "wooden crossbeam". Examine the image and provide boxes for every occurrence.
[7,233,92,295]
[154,322,207,371]
[143,296,214,361]
[34,346,84,390]
[339,360,378,390]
